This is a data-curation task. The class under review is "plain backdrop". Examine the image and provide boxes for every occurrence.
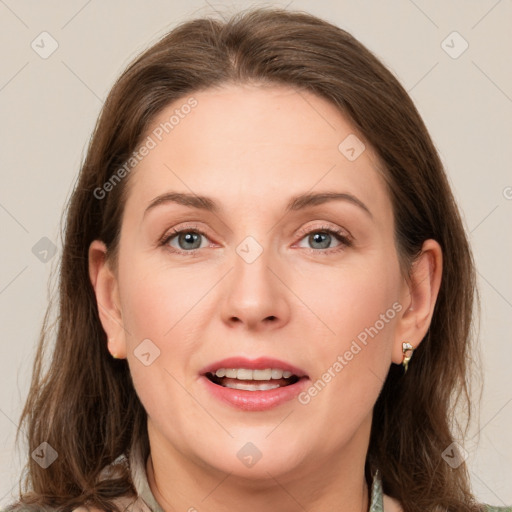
[1,0,511,507]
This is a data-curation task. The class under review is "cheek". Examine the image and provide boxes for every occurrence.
[116,256,203,422]
[294,253,400,343]
[118,250,207,342]
[295,254,400,398]
[120,276,171,341]
[289,258,401,457]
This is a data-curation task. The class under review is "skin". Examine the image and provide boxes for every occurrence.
[89,84,442,512]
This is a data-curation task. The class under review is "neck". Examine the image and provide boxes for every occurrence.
[146,437,371,512]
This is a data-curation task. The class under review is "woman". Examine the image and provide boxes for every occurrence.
[6,7,511,512]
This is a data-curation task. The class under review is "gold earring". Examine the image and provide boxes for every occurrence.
[402,342,414,373]
[108,338,119,359]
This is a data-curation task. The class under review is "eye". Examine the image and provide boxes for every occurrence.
[295,225,352,253]
[160,225,211,254]
[159,223,352,256]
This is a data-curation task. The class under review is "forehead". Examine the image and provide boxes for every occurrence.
[124,84,391,221]
[141,83,363,159]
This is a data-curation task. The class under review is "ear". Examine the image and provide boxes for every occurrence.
[392,239,443,364]
[88,240,127,359]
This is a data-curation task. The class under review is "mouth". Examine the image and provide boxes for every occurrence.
[205,367,303,391]
[199,357,309,410]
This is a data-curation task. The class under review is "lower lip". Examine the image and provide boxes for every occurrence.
[200,375,309,411]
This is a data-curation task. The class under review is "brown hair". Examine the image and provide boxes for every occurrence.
[8,7,482,512]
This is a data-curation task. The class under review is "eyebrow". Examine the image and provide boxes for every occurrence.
[143,191,372,218]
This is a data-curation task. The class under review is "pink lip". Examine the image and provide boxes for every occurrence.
[199,356,308,377]
[199,356,309,412]
[200,374,309,411]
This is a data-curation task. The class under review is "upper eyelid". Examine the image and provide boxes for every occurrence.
[296,223,350,237]
[162,221,347,236]
[160,224,210,245]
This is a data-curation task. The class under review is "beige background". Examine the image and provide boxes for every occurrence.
[1,0,511,506]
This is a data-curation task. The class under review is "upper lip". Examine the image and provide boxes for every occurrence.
[200,357,308,378]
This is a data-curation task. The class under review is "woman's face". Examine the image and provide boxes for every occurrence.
[95,84,415,480]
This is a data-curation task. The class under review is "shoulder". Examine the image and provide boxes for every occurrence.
[1,507,106,512]
[69,496,150,512]
[381,495,512,512]
[71,508,107,512]
[2,496,148,512]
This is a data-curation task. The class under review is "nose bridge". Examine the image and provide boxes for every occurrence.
[220,231,289,328]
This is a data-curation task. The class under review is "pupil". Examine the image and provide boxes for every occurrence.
[180,232,201,249]
[311,232,330,249]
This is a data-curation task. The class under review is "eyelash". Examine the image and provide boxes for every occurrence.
[159,223,352,256]
[159,224,210,257]
[295,225,352,254]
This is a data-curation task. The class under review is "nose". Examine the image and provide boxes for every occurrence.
[220,243,291,331]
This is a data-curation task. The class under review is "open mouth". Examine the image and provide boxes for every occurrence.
[205,368,303,391]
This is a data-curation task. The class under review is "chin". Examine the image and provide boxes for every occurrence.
[192,436,307,481]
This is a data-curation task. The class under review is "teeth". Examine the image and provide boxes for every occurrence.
[224,381,281,391]
[270,369,283,379]
[237,368,253,380]
[253,369,272,380]
[213,368,296,380]
[271,369,282,379]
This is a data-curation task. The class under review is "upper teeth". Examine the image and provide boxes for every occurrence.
[214,368,294,380]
